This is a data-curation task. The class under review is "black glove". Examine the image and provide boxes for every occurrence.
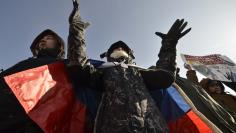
[155,19,191,44]
[155,19,191,74]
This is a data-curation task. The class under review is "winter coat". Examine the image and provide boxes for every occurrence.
[67,7,179,133]
[0,22,67,133]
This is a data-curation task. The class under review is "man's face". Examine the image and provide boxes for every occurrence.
[208,81,223,94]
[38,35,57,49]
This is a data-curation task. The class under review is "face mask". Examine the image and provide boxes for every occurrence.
[110,50,129,59]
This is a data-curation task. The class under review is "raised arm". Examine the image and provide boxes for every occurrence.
[184,63,199,83]
[141,19,191,89]
[67,0,90,67]
[67,0,102,88]
[155,19,191,76]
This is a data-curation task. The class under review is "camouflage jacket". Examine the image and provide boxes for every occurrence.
[67,7,178,133]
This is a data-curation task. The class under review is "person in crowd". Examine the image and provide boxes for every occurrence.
[0,0,191,132]
[0,0,88,132]
[185,63,236,117]
[67,0,191,130]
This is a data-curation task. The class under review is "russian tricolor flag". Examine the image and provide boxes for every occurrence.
[151,85,215,133]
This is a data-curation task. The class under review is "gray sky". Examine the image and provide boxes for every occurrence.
[1,0,236,93]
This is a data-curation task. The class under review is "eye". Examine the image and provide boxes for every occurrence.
[38,40,46,45]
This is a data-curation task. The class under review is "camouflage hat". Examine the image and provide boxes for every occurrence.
[30,29,65,58]
[100,41,135,59]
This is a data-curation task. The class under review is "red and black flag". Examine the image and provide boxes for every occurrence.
[0,58,98,133]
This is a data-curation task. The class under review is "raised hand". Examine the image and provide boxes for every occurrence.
[155,19,191,42]
[69,0,79,23]
[72,0,79,10]
[184,63,192,70]
[155,19,191,74]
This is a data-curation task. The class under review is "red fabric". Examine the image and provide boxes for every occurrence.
[168,110,212,133]
[4,61,87,133]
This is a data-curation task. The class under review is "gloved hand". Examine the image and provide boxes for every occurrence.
[69,0,79,24]
[155,19,191,44]
[69,0,89,28]
[72,0,79,10]
[155,19,191,74]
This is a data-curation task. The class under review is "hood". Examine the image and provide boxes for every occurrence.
[200,78,225,94]
[30,29,65,59]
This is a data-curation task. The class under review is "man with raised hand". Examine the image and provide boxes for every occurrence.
[67,0,191,131]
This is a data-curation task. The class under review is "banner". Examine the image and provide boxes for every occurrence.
[181,54,236,82]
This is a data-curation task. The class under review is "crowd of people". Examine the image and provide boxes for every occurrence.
[0,0,236,132]
[185,63,236,118]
